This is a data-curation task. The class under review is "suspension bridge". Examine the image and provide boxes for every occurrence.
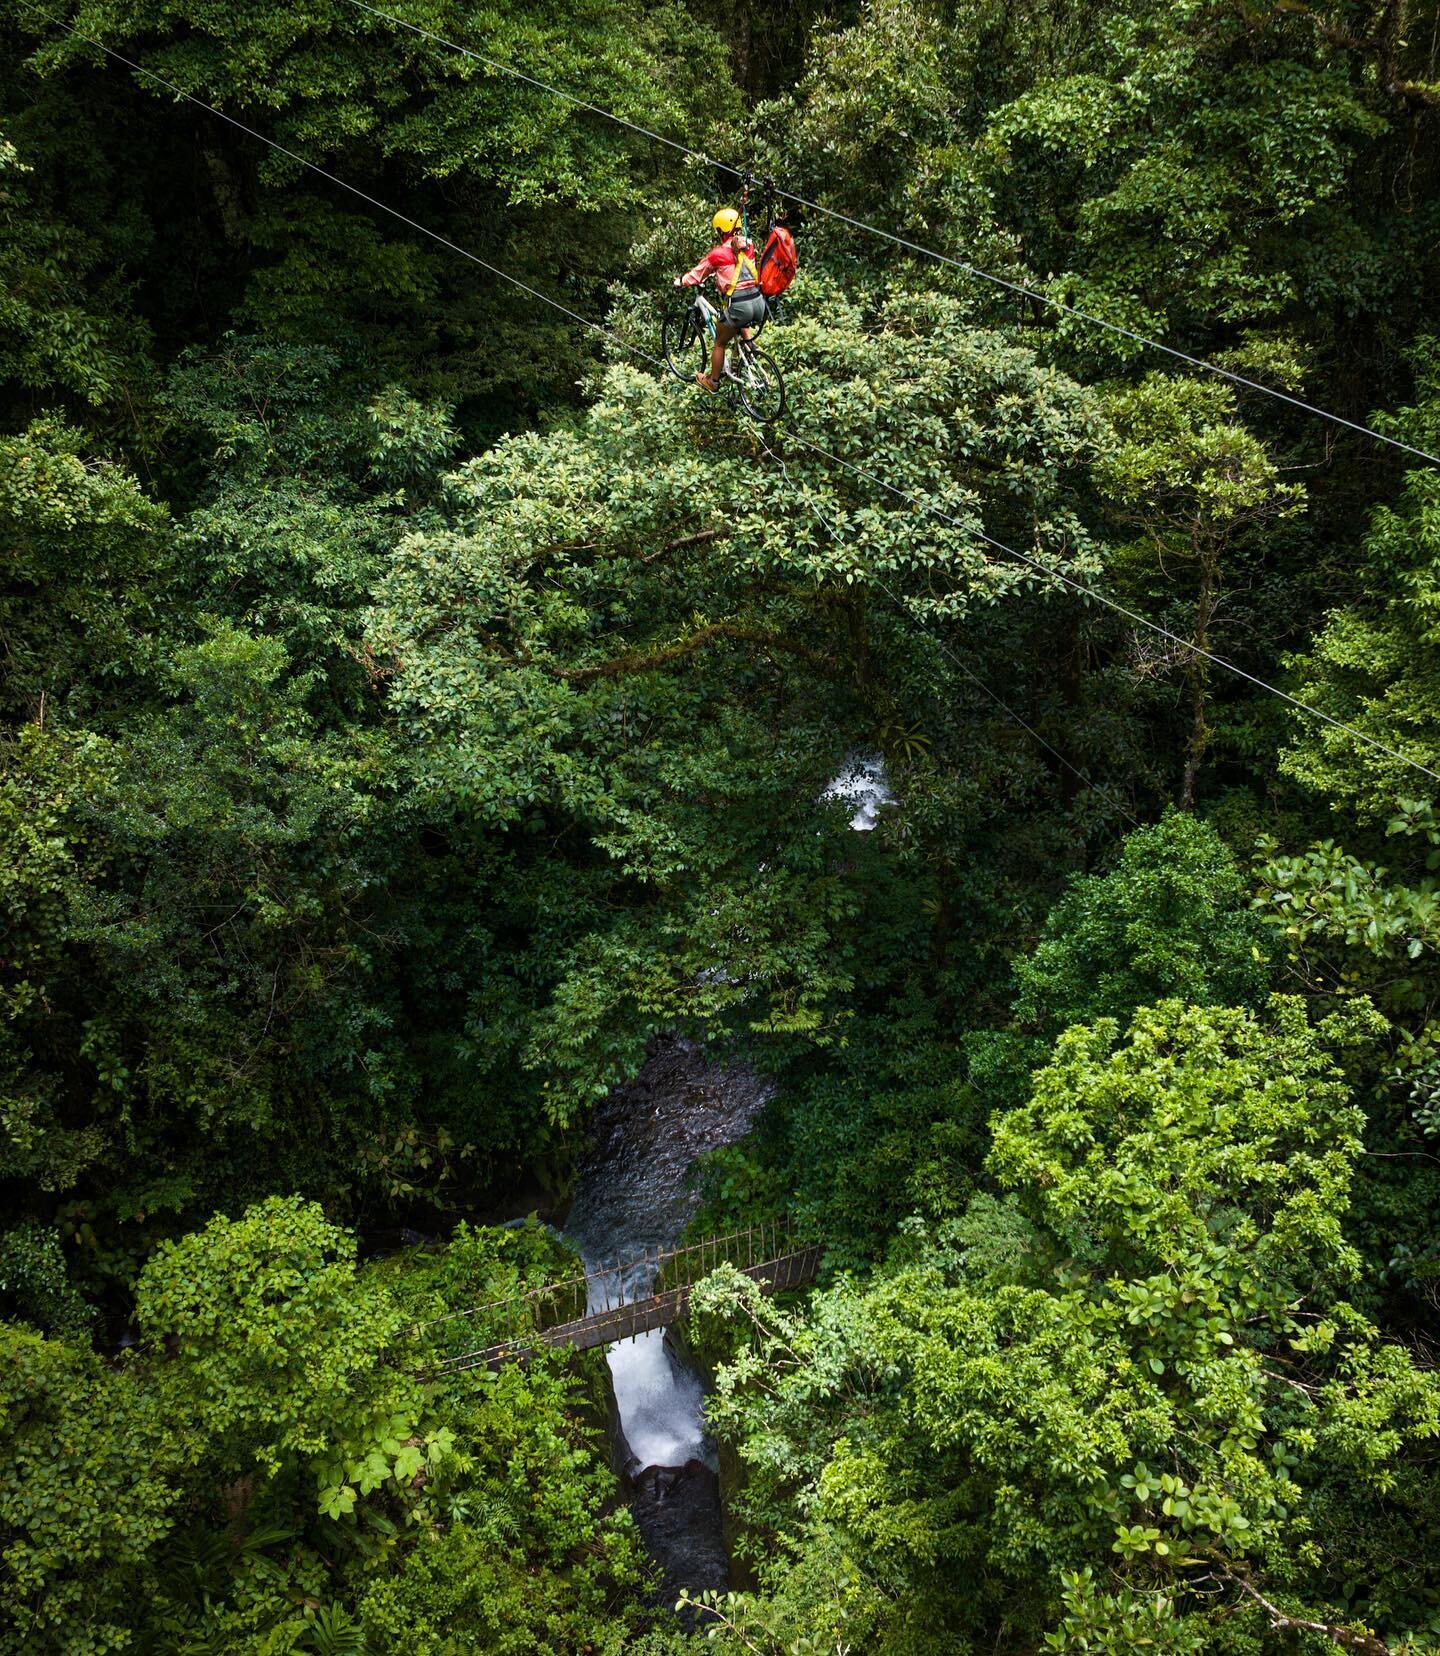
[412,1218,822,1376]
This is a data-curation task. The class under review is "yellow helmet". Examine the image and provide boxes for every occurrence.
[712,207,742,235]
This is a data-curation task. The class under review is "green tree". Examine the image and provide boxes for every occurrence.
[1280,344,1440,821]
[135,1197,417,1492]
[0,127,141,410]
[0,1324,174,1652]
[0,1223,93,1339]
[1015,810,1275,1035]
[0,417,170,723]
[368,291,1120,1113]
[1096,377,1304,807]
[692,996,1440,1652]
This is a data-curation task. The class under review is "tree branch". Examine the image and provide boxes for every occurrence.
[1227,1572,1391,1654]
[557,622,839,683]
[638,527,728,564]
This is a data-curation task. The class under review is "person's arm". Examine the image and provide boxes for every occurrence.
[679,245,726,287]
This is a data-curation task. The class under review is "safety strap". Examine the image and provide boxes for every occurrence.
[725,248,759,297]
[726,175,758,297]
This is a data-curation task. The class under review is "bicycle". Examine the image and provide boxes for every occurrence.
[662,291,787,424]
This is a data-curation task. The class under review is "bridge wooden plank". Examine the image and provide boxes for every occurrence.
[432,1245,822,1375]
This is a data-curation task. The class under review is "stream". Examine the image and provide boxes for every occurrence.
[561,754,890,1597]
[563,1039,771,1597]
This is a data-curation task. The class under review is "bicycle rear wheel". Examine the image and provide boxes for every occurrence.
[735,345,786,423]
[662,306,706,383]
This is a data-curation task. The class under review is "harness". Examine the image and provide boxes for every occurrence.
[725,247,761,301]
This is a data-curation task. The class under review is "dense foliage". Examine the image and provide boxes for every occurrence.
[5,0,1440,1645]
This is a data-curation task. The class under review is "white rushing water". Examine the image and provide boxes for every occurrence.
[592,1268,712,1469]
[821,751,894,831]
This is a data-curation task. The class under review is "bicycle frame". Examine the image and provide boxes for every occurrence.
[691,291,720,342]
[664,292,786,422]
[689,292,762,379]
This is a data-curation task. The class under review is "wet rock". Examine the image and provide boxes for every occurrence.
[628,1458,729,1603]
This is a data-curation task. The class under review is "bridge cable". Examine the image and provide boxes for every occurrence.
[342,0,1440,471]
[33,9,1440,789]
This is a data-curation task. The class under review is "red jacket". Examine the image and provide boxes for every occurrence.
[681,238,761,297]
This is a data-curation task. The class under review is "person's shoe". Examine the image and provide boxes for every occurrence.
[695,372,720,394]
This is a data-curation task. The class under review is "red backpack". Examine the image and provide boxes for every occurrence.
[758,225,798,299]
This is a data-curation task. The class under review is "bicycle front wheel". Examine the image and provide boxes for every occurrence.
[735,346,786,424]
[662,306,706,383]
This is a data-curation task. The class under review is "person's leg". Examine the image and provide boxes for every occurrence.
[709,321,735,385]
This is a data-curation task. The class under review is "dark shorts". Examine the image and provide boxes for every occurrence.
[723,293,767,332]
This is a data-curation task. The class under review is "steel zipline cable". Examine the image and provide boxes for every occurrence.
[756,430,1143,826]
[23,12,666,372]
[31,8,1440,789]
[341,0,1440,472]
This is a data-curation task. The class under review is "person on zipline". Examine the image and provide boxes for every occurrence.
[675,206,766,393]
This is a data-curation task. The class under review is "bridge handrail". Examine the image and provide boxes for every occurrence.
[426,1240,825,1375]
[406,1215,797,1340]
